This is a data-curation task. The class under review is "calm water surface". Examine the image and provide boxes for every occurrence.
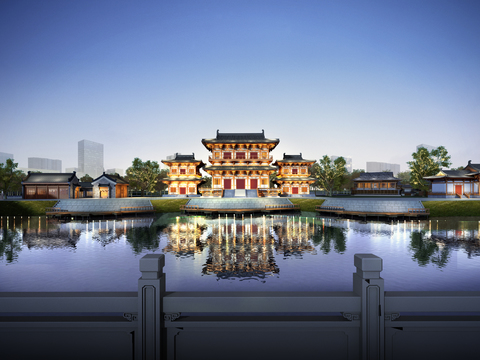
[1,213,479,292]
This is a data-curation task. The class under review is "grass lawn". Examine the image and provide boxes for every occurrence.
[289,198,325,212]
[150,199,189,213]
[422,201,480,217]
[0,200,57,216]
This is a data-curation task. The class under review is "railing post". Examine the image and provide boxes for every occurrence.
[353,254,385,360]
[137,254,165,360]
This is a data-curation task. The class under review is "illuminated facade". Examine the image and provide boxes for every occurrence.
[273,154,316,195]
[352,172,401,195]
[91,172,129,198]
[161,153,205,196]
[201,130,279,194]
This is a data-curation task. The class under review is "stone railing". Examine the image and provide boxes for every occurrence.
[3,254,480,359]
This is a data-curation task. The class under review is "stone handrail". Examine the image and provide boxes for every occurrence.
[120,206,154,212]
[407,208,429,214]
[265,204,299,210]
[316,205,345,211]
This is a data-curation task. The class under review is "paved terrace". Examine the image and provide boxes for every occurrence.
[184,197,296,213]
[321,198,425,213]
[52,198,153,214]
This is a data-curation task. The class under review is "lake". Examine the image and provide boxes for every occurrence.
[1,213,479,292]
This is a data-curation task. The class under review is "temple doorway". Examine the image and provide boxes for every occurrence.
[236,179,245,189]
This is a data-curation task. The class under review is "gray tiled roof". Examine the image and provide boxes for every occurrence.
[162,153,204,164]
[353,172,399,181]
[92,173,129,184]
[274,153,315,164]
[466,162,480,172]
[202,130,279,147]
[22,172,77,184]
[424,169,474,180]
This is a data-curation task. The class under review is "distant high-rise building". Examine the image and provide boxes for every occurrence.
[366,162,400,176]
[0,152,14,166]
[416,144,436,152]
[330,155,352,173]
[78,140,104,178]
[28,157,62,172]
[105,168,124,176]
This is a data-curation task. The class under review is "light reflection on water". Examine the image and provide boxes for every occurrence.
[1,214,480,292]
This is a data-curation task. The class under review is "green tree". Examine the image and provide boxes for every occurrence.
[396,170,411,185]
[0,159,25,199]
[80,174,94,182]
[341,169,365,190]
[126,158,161,196]
[201,175,212,188]
[407,146,451,196]
[314,156,348,196]
[155,169,169,193]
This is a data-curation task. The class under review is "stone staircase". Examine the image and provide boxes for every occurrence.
[54,198,153,214]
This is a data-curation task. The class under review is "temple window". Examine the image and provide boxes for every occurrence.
[180,169,186,175]
[171,169,177,174]
[214,178,221,186]
[224,152,231,159]
[292,169,298,175]
[189,168,195,174]
[236,152,245,159]
[301,187,308,193]
[301,168,306,174]
[262,178,268,185]
[189,187,196,193]
[365,183,371,188]
[250,152,258,159]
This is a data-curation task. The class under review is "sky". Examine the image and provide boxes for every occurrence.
[1,0,479,173]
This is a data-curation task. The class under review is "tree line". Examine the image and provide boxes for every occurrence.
[0,146,454,198]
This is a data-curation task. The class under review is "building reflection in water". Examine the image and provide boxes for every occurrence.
[0,216,156,262]
[162,215,323,280]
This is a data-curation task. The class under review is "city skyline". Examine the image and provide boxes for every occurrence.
[1,1,479,172]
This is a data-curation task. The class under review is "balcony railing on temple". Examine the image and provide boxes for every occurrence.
[209,155,273,163]
[257,188,282,197]
[198,188,224,197]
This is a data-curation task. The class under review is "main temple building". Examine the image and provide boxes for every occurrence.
[161,130,316,197]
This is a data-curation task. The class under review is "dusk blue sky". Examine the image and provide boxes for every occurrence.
[1,0,479,173]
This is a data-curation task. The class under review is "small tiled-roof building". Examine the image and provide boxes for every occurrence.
[273,154,316,196]
[161,153,205,196]
[352,172,401,195]
[91,172,129,198]
[423,160,480,198]
[22,172,80,199]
